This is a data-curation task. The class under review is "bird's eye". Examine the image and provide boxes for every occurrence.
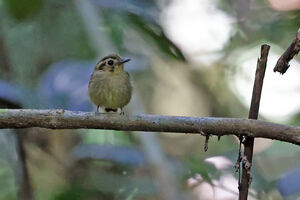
[108,60,114,65]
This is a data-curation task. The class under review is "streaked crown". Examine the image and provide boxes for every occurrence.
[94,54,130,73]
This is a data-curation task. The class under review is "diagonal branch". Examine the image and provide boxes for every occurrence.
[273,28,300,74]
[0,109,299,145]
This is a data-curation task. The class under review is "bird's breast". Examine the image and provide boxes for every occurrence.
[88,72,132,108]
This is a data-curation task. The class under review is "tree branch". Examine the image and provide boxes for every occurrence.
[0,109,299,145]
[239,44,270,200]
[273,28,300,74]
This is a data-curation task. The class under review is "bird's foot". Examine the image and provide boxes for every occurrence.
[95,106,110,114]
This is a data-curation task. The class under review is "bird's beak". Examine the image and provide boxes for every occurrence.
[119,58,131,64]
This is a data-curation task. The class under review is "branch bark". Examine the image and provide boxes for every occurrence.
[0,109,299,145]
[273,28,300,74]
[239,44,270,200]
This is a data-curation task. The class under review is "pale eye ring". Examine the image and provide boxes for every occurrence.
[108,60,114,65]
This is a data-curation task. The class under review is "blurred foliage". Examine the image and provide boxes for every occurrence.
[0,0,299,199]
[0,0,95,88]
[0,160,17,200]
[3,0,42,20]
[184,157,217,184]
[126,13,186,61]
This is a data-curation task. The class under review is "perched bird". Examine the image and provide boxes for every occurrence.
[88,54,132,113]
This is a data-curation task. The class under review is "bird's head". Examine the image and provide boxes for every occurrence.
[94,54,131,74]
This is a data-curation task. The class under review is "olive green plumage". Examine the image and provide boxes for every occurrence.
[88,54,132,112]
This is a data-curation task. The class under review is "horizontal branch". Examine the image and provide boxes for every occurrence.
[0,109,300,145]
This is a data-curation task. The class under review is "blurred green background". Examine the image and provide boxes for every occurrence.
[0,0,300,199]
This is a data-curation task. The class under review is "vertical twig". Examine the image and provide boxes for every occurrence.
[239,44,270,200]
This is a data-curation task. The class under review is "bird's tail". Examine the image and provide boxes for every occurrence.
[105,108,118,112]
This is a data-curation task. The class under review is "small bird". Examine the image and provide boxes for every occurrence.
[88,54,132,113]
